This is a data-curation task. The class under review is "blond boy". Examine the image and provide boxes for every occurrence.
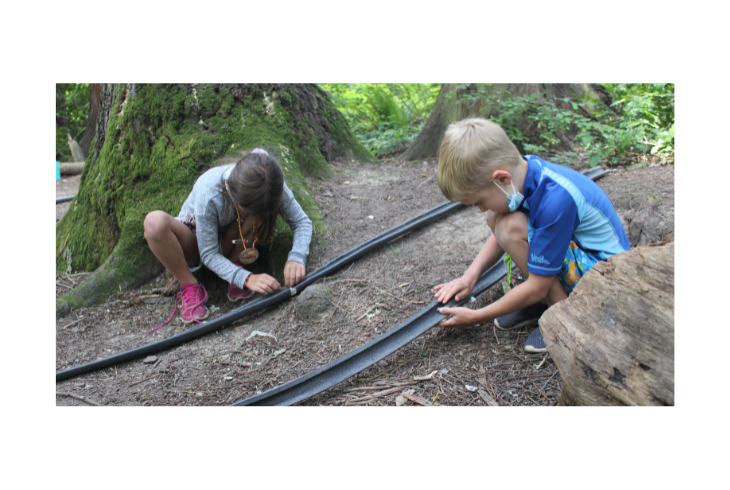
[433,118,630,352]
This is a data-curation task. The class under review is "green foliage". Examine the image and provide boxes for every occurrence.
[56,83,90,161]
[454,83,674,167]
[320,83,439,157]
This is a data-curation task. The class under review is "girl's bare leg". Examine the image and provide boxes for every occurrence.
[143,211,200,285]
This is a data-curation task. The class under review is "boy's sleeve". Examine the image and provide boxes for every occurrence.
[526,185,580,276]
[279,183,313,266]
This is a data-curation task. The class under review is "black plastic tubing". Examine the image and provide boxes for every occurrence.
[232,257,508,406]
[56,201,465,382]
[57,195,75,204]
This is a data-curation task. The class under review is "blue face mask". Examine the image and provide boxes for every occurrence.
[493,179,524,213]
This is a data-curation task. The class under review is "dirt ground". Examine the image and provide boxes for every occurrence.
[55,159,674,406]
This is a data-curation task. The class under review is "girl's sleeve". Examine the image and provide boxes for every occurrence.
[195,200,251,289]
[279,183,313,265]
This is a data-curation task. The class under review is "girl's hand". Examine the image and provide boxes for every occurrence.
[284,261,305,288]
[438,306,480,329]
[247,274,281,295]
[433,275,476,304]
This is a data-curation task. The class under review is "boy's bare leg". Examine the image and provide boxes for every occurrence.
[486,211,568,306]
[143,211,199,285]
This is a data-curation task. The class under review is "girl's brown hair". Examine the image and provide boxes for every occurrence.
[223,151,284,245]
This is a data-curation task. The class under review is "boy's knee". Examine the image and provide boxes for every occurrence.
[143,211,169,240]
[494,212,527,246]
[485,210,498,233]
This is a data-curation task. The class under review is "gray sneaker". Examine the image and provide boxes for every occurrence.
[494,302,548,331]
[524,327,547,353]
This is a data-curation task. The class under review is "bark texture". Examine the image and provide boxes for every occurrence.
[539,239,674,406]
[78,83,101,158]
[56,84,372,318]
[399,83,612,161]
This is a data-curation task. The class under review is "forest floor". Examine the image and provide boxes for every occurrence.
[55,158,674,406]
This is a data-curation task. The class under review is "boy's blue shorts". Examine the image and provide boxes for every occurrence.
[526,225,600,295]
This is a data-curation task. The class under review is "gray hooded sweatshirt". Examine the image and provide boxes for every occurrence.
[176,164,313,289]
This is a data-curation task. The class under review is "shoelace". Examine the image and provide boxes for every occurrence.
[149,285,208,333]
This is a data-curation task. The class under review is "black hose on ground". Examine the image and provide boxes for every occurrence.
[56,201,465,382]
[231,256,508,406]
[56,195,75,204]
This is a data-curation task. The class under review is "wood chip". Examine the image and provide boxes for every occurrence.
[478,389,499,406]
[402,392,432,406]
[414,370,438,381]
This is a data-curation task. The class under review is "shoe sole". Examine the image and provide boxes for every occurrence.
[494,318,540,331]
[181,310,210,324]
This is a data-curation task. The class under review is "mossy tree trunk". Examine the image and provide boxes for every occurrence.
[56,83,373,318]
[399,83,613,161]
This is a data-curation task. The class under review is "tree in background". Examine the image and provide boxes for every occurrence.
[399,83,673,167]
[56,83,372,318]
[56,83,91,161]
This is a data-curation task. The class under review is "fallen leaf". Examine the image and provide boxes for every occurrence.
[245,330,277,342]
[142,356,158,364]
[465,384,478,392]
[395,395,406,406]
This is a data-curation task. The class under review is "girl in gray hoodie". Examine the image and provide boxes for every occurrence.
[143,148,313,330]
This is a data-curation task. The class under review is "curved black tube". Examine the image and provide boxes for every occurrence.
[56,201,465,382]
[232,257,508,406]
[57,195,75,204]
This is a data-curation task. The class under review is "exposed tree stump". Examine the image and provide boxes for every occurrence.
[539,239,674,406]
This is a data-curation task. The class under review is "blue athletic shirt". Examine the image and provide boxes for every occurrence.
[520,155,629,276]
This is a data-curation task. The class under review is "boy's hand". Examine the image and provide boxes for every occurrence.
[438,306,480,328]
[284,261,305,288]
[433,275,476,304]
[247,273,281,295]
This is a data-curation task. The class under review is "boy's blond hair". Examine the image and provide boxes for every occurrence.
[437,118,522,201]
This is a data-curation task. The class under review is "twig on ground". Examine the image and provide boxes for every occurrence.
[347,386,405,403]
[540,370,559,392]
[62,317,84,330]
[375,287,424,305]
[493,325,500,345]
[56,392,102,406]
[535,354,548,370]
[129,374,161,387]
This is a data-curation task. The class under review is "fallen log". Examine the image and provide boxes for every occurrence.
[539,239,674,406]
[60,162,84,176]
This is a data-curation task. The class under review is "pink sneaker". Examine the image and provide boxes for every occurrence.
[180,283,209,323]
[149,283,208,333]
[228,282,253,302]
[228,261,254,302]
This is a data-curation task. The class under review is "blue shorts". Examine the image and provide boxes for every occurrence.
[527,221,600,295]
